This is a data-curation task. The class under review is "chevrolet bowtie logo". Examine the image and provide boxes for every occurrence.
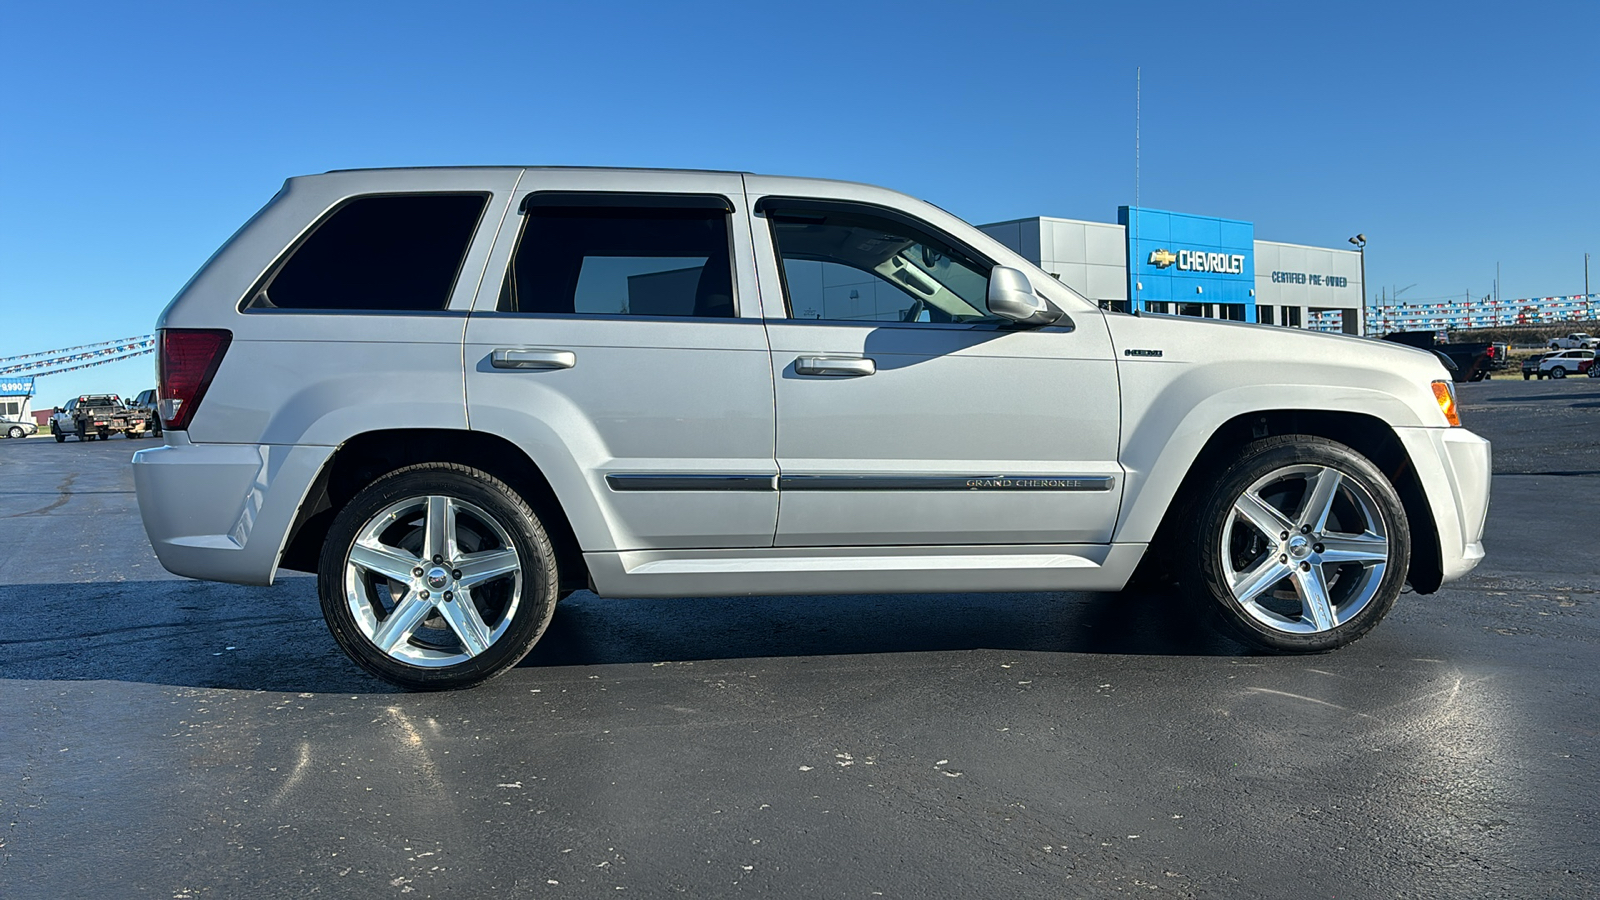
[1148,248,1177,269]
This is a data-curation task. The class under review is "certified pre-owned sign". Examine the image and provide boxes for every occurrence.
[1148,248,1245,275]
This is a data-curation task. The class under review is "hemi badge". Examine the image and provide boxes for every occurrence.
[1124,348,1163,357]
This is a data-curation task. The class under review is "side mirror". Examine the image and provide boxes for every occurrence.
[987,266,1063,326]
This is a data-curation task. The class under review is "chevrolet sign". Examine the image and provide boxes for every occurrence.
[1148,248,1245,275]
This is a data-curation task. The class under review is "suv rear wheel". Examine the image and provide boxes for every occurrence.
[317,463,559,690]
[1184,436,1410,653]
[1551,366,1567,379]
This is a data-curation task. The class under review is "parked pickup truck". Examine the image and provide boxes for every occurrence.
[1548,333,1597,350]
[1381,331,1502,382]
[51,394,154,442]
[132,166,1492,690]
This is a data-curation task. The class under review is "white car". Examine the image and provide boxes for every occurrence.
[132,166,1492,689]
[1538,349,1595,379]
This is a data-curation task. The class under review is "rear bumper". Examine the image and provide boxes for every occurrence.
[1393,426,1491,585]
[132,433,332,586]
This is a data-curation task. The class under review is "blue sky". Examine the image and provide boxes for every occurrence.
[2,0,1596,405]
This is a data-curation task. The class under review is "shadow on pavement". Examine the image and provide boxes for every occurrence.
[0,577,1251,693]
[522,587,1250,669]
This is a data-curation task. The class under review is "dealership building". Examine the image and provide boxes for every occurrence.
[980,206,1365,334]
[0,377,35,425]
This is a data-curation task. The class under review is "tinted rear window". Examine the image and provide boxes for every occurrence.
[248,193,487,312]
[498,205,734,318]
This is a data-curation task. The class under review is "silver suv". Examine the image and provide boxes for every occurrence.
[133,167,1492,690]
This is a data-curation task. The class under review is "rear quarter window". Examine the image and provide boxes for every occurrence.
[245,193,488,312]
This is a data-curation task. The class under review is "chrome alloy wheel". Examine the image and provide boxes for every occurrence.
[1220,464,1391,635]
[343,495,522,667]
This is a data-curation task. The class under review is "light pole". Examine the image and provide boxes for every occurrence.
[1348,234,1367,333]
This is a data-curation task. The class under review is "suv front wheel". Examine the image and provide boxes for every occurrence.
[1184,436,1410,653]
[317,463,559,690]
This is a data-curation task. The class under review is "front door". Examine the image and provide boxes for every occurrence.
[746,185,1123,548]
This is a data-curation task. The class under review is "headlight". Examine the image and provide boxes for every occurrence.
[1431,380,1461,426]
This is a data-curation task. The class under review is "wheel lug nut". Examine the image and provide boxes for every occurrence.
[1300,562,1311,571]
[443,591,454,602]
[420,590,430,599]
[1301,524,1312,534]
[1314,543,1324,553]
[433,554,443,564]
[1280,531,1289,540]
[452,570,462,579]
[413,567,424,577]
[1280,554,1289,563]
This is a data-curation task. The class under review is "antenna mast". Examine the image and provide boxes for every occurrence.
[1134,66,1141,308]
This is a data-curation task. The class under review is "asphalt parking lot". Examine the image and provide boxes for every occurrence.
[2,376,1597,899]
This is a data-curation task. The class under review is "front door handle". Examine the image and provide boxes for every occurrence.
[794,356,876,377]
[491,348,577,370]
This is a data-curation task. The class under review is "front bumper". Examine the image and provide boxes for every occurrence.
[1393,426,1491,585]
[132,433,333,586]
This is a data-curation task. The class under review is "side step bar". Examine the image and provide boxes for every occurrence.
[583,544,1147,598]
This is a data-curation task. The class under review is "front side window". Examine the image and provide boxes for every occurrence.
[247,193,488,312]
[763,202,999,324]
[499,200,735,318]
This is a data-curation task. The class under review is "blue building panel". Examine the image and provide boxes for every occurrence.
[1119,207,1256,319]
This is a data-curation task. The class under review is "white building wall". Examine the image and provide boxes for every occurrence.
[1253,240,1365,334]
[0,396,32,422]
[980,216,1127,306]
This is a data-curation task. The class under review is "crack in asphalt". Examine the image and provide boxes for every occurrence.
[2,473,78,518]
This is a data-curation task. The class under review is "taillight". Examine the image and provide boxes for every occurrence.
[157,329,232,431]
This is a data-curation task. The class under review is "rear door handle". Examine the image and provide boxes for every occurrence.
[491,348,576,370]
[794,356,876,377]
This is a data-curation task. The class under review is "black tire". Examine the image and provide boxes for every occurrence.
[1182,435,1410,653]
[1589,367,1599,378]
[53,431,65,443]
[318,463,559,691]
[1523,373,1532,380]
[5,426,21,439]
[1552,367,1567,379]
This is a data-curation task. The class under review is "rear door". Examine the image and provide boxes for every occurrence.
[464,171,777,552]
[746,181,1123,548]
